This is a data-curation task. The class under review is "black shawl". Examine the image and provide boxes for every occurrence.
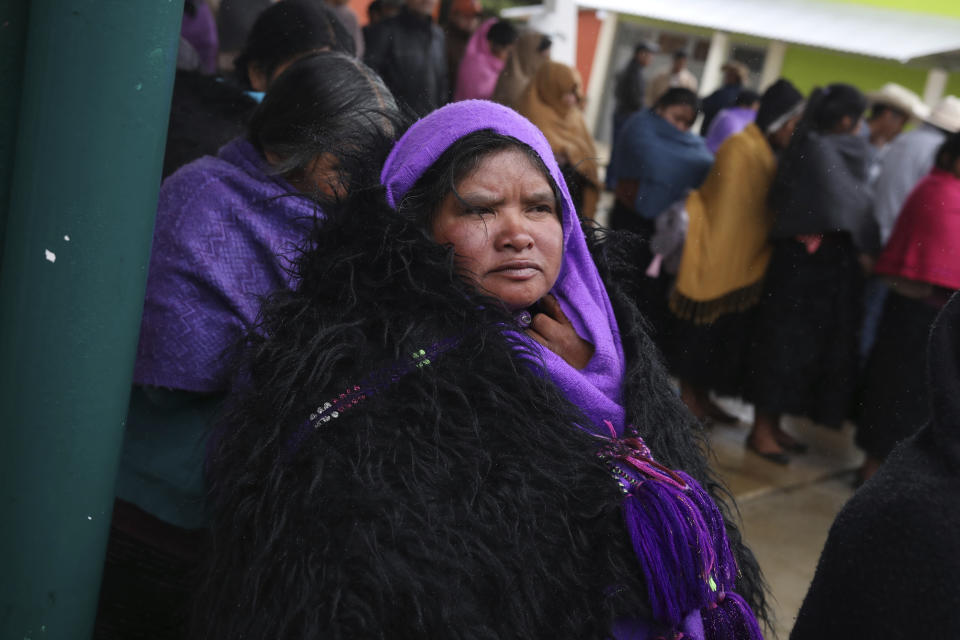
[770,131,879,254]
[193,191,766,639]
[791,292,960,639]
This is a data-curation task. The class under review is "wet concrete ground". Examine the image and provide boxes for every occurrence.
[707,399,862,639]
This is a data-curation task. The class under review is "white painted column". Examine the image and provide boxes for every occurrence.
[527,0,579,67]
[759,41,786,91]
[698,31,730,97]
[923,68,948,106]
[585,10,619,135]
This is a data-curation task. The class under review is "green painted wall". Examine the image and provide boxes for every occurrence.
[785,0,960,96]
[780,46,930,96]
[830,0,960,19]
[945,74,960,97]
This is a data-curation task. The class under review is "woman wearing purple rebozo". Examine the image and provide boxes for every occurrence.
[95,53,401,639]
[197,100,767,639]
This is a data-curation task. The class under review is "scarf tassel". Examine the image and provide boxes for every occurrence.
[676,470,739,592]
[701,592,765,640]
[620,467,761,638]
[622,476,716,627]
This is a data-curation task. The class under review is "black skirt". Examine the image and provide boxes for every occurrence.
[855,290,942,460]
[94,500,207,640]
[744,235,864,428]
[665,306,757,397]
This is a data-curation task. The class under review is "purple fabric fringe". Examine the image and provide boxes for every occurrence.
[701,592,765,640]
[610,430,763,640]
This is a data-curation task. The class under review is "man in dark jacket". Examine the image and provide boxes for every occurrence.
[699,61,748,135]
[365,0,448,116]
[613,41,656,131]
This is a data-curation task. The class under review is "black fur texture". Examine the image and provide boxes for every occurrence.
[194,189,767,638]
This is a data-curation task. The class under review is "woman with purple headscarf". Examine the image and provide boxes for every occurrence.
[197,100,766,639]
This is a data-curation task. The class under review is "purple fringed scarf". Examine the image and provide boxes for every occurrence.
[598,422,764,640]
[134,138,320,392]
[381,100,628,435]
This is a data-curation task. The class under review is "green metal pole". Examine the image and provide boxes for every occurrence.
[0,0,30,261]
[0,2,183,638]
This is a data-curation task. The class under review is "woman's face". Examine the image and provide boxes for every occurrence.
[561,89,579,109]
[431,148,563,310]
[657,104,696,132]
[268,151,346,198]
[769,113,801,150]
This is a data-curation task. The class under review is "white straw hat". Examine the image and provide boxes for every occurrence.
[866,83,929,120]
[925,95,960,133]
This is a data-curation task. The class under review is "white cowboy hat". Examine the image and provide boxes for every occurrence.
[925,95,960,133]
[866,83,929,120]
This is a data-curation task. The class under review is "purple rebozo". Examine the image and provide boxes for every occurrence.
[135,137,318,393]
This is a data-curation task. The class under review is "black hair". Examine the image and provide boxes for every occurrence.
[487,19,519,48]
[805,83,867,133]
[537,34,552,52]
[397,129,563,229]
[368,0,383,19]
[672,50,687,60]
[654,87,701,115]
[247,51,405,201]
[735,89,761,107]
[234,0,356,89]
[869,102,908,121]
[935,131,960,172]
[633,42,654,56]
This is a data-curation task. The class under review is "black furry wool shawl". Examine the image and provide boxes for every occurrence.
[194,194,765,639]
[791,293,960,639]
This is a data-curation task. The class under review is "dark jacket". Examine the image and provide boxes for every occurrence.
[364,7,448,116]
[162,71,257,178]
[194,193,766,638]
[791,292,960,639]
[699,83,742,136]
[614,60,646,116]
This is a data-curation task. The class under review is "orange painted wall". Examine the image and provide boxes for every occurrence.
[349,0,371,25]
[347,0,441,26]
[576,10,602,90]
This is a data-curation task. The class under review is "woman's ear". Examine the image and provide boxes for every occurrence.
[264,150,283,167]
[248,63,269,92]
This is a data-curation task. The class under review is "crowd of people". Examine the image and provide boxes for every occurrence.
[93,0,960,638]
[607,47,960,481]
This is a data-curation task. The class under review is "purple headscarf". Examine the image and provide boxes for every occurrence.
[704,106,756,153]
[134,138,318,392]
[381,100,627,434]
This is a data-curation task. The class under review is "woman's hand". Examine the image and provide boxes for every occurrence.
[526,294,595,370]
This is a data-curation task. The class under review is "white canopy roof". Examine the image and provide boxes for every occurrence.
[576,0,960,65]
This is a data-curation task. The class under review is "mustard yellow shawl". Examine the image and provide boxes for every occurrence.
[517,61,600,218]
[671,123,777,324]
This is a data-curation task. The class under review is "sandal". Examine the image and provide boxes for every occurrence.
[746,438,790,466]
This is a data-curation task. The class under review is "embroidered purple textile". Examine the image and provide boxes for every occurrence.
[134,138,320,392]
[381,100,628,434]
